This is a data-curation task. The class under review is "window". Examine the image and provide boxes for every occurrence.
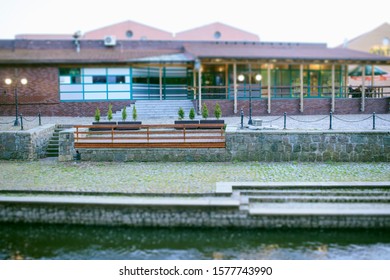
[108,75,126,84]
[126,30,133,38]
[92,76,107,84]
[214,31,221,39]
[59,68,81,84]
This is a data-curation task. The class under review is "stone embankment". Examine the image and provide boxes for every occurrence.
[1,182,389,228]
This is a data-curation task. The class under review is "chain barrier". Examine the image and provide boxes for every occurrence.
[240,111,388,130]
[22,116,38,122]
[0,120,15,125]
[0,113,42,130]
[287,115,328,123]
[376,115,390,122]
[333,115,372,123]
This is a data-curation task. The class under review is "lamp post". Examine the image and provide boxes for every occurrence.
[238,65,261,125]
[4,78,28,126]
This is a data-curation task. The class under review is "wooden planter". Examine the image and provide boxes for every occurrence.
[174,120,199,129]
[199,119,225,129]
[90,121,117,131]
[116,121,142,130]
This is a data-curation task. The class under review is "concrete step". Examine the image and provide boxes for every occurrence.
[45,125,74,158]
[248,196,390,203]
[112,100,195,119]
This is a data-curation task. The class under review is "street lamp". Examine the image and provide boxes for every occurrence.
[4,77,28,126]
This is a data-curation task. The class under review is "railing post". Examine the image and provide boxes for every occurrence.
[76,126,79,143]
[183,127,186,142]
[38,112,42,126]
[111,127,114,143]
[329,111,333,130]
[147,127,150,142]
[20,114,23,130]
[373,112,376,130]
[283,112,287,130]
[240,108,244,129]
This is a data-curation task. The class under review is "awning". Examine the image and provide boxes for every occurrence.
[348,65,388,76]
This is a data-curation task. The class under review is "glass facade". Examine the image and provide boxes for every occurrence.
[59,64,345,102]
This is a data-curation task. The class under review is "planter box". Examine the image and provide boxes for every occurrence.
[199,119,225,129]
[116,121,142,130]
[174,120,199,129]
[90,121,117,131]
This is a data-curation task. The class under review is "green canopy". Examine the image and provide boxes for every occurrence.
[348,65,388,76]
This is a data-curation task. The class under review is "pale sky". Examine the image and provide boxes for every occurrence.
[0,0,389,47]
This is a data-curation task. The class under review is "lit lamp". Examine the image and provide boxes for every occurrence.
[4,78,28,126]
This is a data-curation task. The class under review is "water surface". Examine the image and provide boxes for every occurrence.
[1,223,390,260]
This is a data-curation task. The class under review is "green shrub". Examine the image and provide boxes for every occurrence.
[107,104,113,121]
[122,106,127,121]
[94,107,100,122]
[189,108,195,120]
[132,105,137,121]
[214,102,222,119]
[178,107,185,120]
[202,103,209,119]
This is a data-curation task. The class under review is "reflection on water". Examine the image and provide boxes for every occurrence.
[1,223,390,260]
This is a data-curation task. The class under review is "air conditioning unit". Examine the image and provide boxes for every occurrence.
[104,36,116,46]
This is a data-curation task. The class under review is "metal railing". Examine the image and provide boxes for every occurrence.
[74,123,226,149]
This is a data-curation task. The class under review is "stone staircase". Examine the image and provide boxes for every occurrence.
[216,182,390,216]
[45,125,74,157]
[113,100,195,120]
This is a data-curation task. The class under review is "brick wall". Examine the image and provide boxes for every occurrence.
[199,98,389,117]
[1,66,388,116]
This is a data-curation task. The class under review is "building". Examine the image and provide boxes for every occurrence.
[15,20,260,42]
[342,22,390,86]
[1,21,390,117]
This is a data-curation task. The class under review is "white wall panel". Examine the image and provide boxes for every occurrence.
[84,92,107,100]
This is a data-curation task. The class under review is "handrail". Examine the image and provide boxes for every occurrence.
[74,123,226,149]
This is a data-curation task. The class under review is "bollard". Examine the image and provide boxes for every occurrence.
[283,112,287,129]
[38,112,42,126]
[329,111,333,130]
[20,114,24,130]
[373,112,376,130]
[240,108,244,129]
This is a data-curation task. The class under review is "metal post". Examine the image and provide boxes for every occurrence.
[248,64,253,125]
[331,64,335,112]
[38,112,42,126]
[267,64,271,114]
[233,63,237,114]
[14,88,20,126]
[373,112,376,130]
[284,112,287,130]
[329,111,333,130]
[240,108,244,129]
[20,114,23,130]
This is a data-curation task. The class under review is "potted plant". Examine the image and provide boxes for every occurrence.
[174,106,199,127]
[107,103,113,121]
[189,108,196,120]
[94,107,100,122]
[91,104,116,131]
[178,107,185,120]
[122,106,127,121]
[200,102,224,128]
[117,104,142,130]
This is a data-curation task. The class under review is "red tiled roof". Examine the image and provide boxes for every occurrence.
[0,40,389,65]
[183,42,390,63]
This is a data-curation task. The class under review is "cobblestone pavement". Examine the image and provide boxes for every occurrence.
[0,160,389,193]
[1,113,390,131]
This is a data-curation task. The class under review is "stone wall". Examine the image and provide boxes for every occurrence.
[226,130,390,162]
[60,128,390,162]
[0,124,55,160]
[0,202,388,228]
